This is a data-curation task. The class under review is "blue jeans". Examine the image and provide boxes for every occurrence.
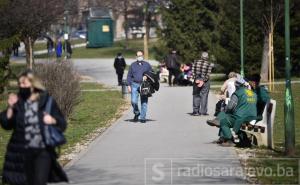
[131,82,148,120]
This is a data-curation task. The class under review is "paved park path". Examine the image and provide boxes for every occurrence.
[55,59,246,185]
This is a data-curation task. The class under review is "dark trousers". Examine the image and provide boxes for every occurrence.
[26,149,52,185]
[193,81,210,114]
[117,72,124,85]
[168,68,179,86]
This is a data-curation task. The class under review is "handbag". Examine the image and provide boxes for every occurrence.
[44,96,66,147]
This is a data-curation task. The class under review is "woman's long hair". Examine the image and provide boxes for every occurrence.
[19,70,46,92]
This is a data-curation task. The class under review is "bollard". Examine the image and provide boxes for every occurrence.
[122,80,129,99]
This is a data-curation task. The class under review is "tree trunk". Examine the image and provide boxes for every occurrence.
[24,36,35,69]
[123,0,129,50]
[0,49,11,94]
[260,34,269,82]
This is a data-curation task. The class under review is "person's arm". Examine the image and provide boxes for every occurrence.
[220,80,228,94]
[148,62,153,71]
[192,62,196,78]
[113,58,117,69]
[127,64,133,86]
[50,99,67,132]
[260,87,271,103]
[0,108,16,130]
[122,59,126,69]
[225,94,238,113]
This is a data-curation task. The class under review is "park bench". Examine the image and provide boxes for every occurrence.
[240,99,276,149]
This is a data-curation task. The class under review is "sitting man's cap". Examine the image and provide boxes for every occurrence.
[235,74,246,86]
[201,52,209,60]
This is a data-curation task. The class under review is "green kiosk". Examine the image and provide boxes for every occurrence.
[86,8,114,48]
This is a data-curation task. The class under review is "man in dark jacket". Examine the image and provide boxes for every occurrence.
[64,40,72,59]
[165,50,180,86]
[114,53,126,86]
[127,51,152,123]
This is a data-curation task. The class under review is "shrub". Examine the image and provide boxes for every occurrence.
[34,61,81,118]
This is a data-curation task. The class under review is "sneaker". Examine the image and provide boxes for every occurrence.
[191,112,200,116]
[133,114,140,122]
[206,119,220,127]
[140,120,146,123]
[219,140,236,147]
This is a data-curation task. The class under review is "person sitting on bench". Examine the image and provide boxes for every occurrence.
[247,74,270,122]
[214,72,238,116]
[207,76,257,147]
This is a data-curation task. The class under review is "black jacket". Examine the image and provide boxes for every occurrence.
[63,41,72,54]
[165,54,180,69]
[114,57,126,74]
[140,70,160,97]
[0,92,68,185]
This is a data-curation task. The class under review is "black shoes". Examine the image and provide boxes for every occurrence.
[219,140,236,147]
[133,114,140,122]
[191,112,200,116]
[206,119,220,127]
[133,114,146,123]
[191,112,209,116]
[212,137,225,144]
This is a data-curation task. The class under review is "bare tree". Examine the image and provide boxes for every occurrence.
[0,0,65,69]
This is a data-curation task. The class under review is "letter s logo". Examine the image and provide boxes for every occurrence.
[152,163,165,182]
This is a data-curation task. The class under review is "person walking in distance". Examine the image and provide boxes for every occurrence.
[127,51,152,123]
[0,70,68,185]
[114,53,126,86]
[64,39,73,59]
[55,39,63,59]
[191,52,214,116]
[165,49,180,86]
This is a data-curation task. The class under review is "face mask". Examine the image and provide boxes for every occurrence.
[118,56,122,59]
[19,87,32,100]
[137,56,144,62]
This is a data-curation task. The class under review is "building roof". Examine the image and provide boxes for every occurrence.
[89,7,111,18]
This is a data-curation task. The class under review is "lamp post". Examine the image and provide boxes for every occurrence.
[284,0,295,156]
[240,0,244,77]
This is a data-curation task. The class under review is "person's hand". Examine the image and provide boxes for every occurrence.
[128,86,132,93]
[8,93,18,108]
[43,113,57,125]
[197,80,204,87]
[143,76,147,81]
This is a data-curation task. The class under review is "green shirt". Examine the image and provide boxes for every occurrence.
[232,87,257,132]
[254,85,270,120]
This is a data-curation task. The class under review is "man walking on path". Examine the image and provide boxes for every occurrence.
[64,40,73,59]
[192,52,214,116]
[127,51,152,123]
[165,49,180,86]
[114,53,126,86]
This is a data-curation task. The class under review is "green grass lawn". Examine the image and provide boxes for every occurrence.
[35,39,158,59]
[0,83,126,178]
